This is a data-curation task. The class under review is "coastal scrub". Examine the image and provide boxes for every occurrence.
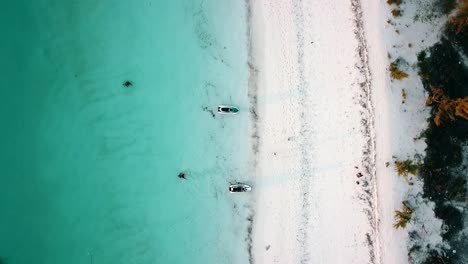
[389,60,409,80]
[394,159,418,182]
[449,0,468,32]
[394,202,413,229]
[426,86,468,126]
[415,16,468,262]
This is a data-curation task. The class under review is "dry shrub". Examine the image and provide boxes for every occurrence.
[394,159,418,182]
[387,0,402,6]
[426,86,468,126]
[389,62,409,80]
[449,0,468,32]
[392,9,401,17]
[394,202,413,229]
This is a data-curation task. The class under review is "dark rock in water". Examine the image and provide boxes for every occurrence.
[178,172,186,179]
[123,81,133,87]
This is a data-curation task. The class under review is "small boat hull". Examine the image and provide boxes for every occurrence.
[229,183,252,193]
[218,105,239,114]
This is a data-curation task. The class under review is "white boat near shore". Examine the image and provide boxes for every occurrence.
[217,105,239,114]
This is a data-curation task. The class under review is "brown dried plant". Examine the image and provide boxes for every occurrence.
[395,159,418,183]
[449,0,468,33]
[393,202,413,229]
[389,62,409,80]
[426,87,468,126]
[392,9,401,17]
[387,0,402,6]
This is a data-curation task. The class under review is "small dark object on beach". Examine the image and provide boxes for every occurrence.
[178,172,186,179]
[354,166,359,169]
[357,172,364,178]
[123,81,133,87]
[356,181,360,185]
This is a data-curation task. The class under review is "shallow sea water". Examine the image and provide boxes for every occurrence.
[0,1,251,263]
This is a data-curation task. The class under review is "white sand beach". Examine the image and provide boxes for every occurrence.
[249,0,382,263]
[246,0,447,263]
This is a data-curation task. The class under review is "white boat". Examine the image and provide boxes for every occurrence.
[217,105,239,114]
[229,183,252,193]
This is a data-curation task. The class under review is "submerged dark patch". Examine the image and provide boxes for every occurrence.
[123,80,133,87]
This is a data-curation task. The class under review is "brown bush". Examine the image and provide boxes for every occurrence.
[387,0,402,6]
[426,87,468,126]
[392,9,401,17]
[449,0,468,33]
[394,202,413,229]
[389,62,409,80]
[395,159,418,182]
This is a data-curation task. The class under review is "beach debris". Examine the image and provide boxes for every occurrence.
[178,172,187,180]
[354,166,359,169]
[422,224,428,234]
[401,89,407,104]
[265,245,271,251]
[356,181,360,185]
[123,80,133,87]
[385,162,390,167]
[356,172,364,178]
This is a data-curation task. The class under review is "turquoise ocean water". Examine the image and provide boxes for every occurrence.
[0,1,252,263]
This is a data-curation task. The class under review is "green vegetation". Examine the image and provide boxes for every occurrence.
[435,0,457,15]
[414,7,468,262]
